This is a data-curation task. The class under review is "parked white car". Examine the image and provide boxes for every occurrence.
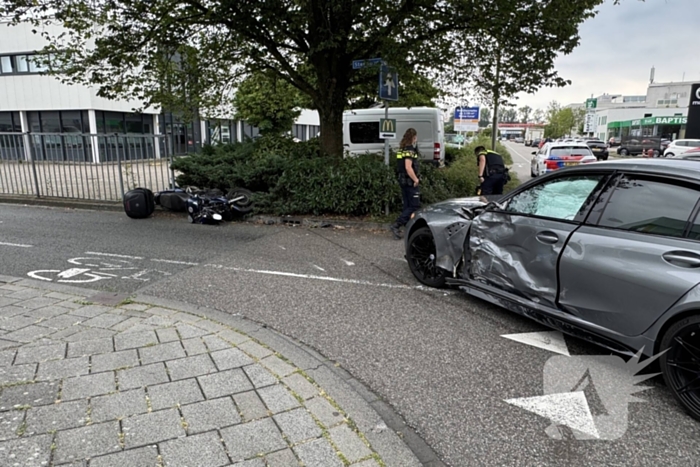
[663,139,700,158]
[530,142,597,177]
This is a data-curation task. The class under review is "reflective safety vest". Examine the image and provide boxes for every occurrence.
[478,150,505,174]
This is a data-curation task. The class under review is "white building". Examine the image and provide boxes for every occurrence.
[0,21,320,156]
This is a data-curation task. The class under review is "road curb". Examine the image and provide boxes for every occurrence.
[0,196,393,232]
[0,275,445,467]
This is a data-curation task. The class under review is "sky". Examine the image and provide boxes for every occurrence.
[504,0,700,112]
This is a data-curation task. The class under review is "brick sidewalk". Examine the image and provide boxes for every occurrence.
[0,276,424,467]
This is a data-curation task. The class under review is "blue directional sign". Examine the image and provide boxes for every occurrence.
[455,107,480,120]
[379,65,399,101]
[352,58,384,70]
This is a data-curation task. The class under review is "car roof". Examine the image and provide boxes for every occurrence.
[572,158,700,178]
[548,142,590,148]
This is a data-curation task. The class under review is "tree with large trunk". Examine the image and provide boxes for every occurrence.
[3,0,612,155]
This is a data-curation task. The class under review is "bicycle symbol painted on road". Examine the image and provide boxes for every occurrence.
[28,256,173,284]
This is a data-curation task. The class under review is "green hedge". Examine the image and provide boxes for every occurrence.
[170,135,519,217]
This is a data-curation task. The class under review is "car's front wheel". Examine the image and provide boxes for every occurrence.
[619,148,629,156]
[406,226,446,288]
[660,314,700,421]
[666,152,674,158]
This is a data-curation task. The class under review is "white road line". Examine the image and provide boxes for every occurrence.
[205,264,414,289]
[278,246,286,250]
[85,251,144,260]
[312,264,326,272]
[505,142,534,164]
[341,259,355,266]
[150,259,200,266]
[0,242,32,248]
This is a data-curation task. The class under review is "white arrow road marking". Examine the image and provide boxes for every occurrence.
[501,331,570,356]
[0,242,32,248]
[505,392,599,439]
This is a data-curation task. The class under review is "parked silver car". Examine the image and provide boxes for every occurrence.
[404,159,700,421]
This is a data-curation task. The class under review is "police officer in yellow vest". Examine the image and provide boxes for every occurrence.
[475,146,507,195]
[390,128,420,240]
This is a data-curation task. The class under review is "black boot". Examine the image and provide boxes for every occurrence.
[390,223,402,240]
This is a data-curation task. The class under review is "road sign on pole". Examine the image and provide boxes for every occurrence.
[379,66,399,101]
[379,118,397,139]
[454,107,479,132]
[353,58,384,70]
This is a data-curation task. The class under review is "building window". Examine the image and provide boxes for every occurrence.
[0,53,53,75]
[0,112,22,131]
[0,56,13,73]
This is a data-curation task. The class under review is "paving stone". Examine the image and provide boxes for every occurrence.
[120,309,151,319]
[30,305,71,320]
[0,433,52,467]
[91,349,139,373]
[257,384,301,414]
[202,335,230,352]
[45,292,80,301]
[25,399,88,435]
[243,364,278,389]
[0,296,20,308]
[147,378,203,410]
[0,381,59,411]
[14,342,66,364]
[181,337,208,355]
[171,312,202,324]
[233,459,265,467]
[0,305,27,318]
[166,353,217,381]
[61,373,116,401]
[274,408,322,444]
[114,330,158,351]
[119,303,150,311]
[0,339,20,351]
[54,461,87,467]
[198,369,253,399]
[66,338,113,358]
[260,356,296,378]
[0,349,16,367]
[144,307,175,317]
[36,314,83,330]
[55,300,84,309]
[69,305,114,318]
[89,445,159,467]
[142,315,172,327]
[13,297,62,310]
[283,374,319,400]
[351,460,381,467]
[181,397,241,434]
[90,389,148,423]
[139,341,186,365]
[0,284,25,292]
[217,330,250,345]
[81,313,128,330]
[0,363,37,383]
[109,317,142,332]
[122,408,185,448]
[329,424,372,463]
[160,430,230,467]
[0,410,23,441]
[3,325,50,343]
[37,356,88,381]
[265,448,300,467]
[117,362,169,390]
[54,421,121,464]
[221,418,287,463]
[233,391,269,422]
[175,323,208,339]
[211,348,254,371]
[5,288,43,300]
[156,328,179,344]
[293,438,344,467]
[238,341,273,360]
[0,315,39,331]
[305,397,344,428]
[63,328,117,343]
[194,320,227,334]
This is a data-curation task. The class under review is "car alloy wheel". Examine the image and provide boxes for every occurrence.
[666,153,674,158]
[660,315,700,421]
[407,226,446,288]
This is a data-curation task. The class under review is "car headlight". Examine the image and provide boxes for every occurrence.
[410,213,415,220]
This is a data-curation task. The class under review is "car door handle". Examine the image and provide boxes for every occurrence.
[662,251,700,267]
[536,231,559,244]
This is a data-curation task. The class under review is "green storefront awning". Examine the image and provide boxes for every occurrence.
[608,116,687,129]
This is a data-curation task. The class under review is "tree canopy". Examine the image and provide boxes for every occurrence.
[3,0,612,155]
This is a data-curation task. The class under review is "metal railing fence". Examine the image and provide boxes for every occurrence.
[0,132,177,202]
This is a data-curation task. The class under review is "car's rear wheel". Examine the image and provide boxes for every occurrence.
[406,226,446,288]
[660,314,700,421]
[620,148,629,156]
[666,152,674,158]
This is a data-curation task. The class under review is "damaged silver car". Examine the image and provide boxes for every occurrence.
[404,159,700,421]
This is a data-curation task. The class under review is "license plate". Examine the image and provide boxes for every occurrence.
[564,162,578,166]
[593,148,601,151]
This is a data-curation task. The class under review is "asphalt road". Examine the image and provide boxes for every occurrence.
[503,140,535,182]
[1,204,699,466]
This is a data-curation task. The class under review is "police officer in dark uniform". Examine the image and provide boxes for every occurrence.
[390,128,420,239]
[475,146,508,195]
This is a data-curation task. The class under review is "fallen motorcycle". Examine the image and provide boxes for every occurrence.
[155,186,254,225]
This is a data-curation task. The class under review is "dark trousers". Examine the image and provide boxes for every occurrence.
[395,185,420,226]
[480,173,506,195]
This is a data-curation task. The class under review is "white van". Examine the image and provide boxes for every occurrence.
[342,107,445,165]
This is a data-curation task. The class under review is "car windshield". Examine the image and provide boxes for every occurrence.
[549,147,591,157]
